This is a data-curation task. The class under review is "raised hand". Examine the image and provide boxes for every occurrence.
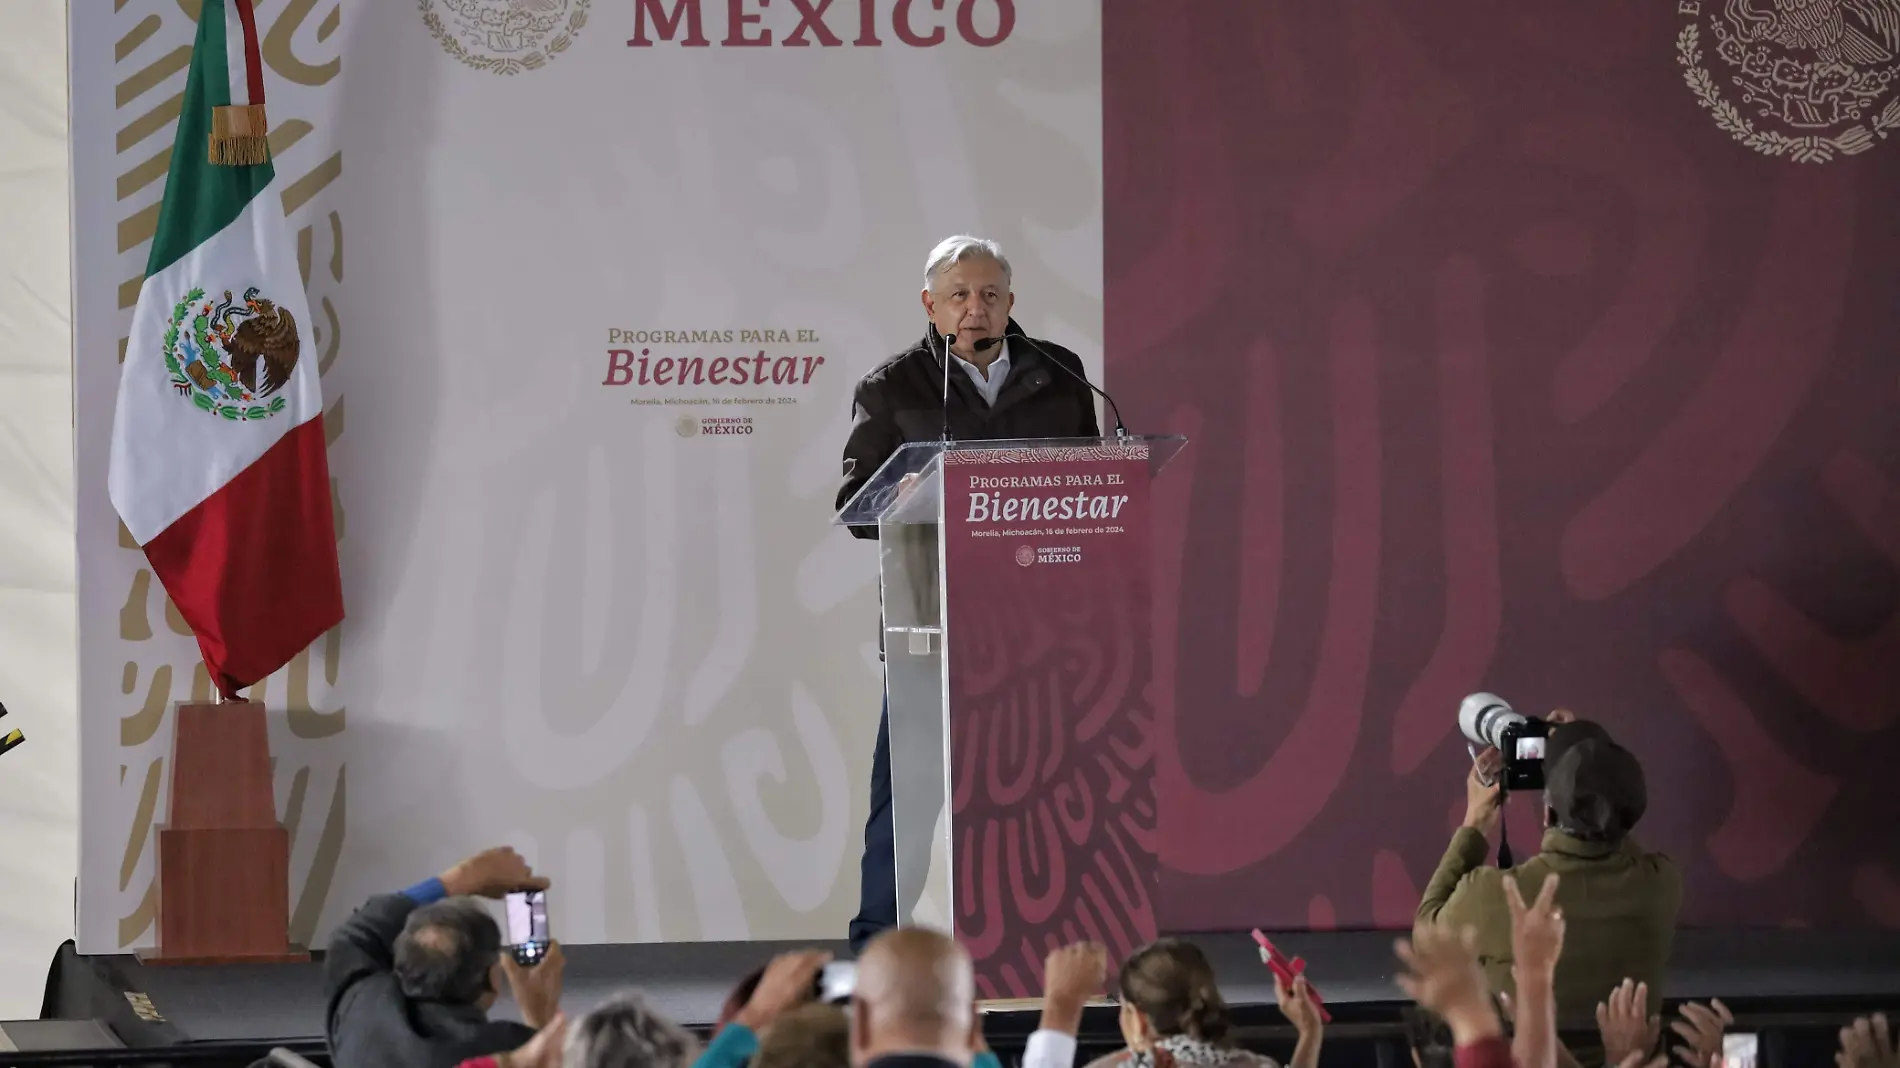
[501,941,566,1030]
[1396,925,1498,1044]
[1597,979,1662,1067]
[1837,1013,1895,1068]
[1465,755,1504,835]
[440,846,550,899]
[1670,1000,1732,1068]
[734,950,830,1033]
[1274,972,1325,1068]
[1504,874,1565,982]
[1040,942,1107,1036]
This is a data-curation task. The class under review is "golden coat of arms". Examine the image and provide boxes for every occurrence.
[1679,0,1900,161]
[421,0,592,76]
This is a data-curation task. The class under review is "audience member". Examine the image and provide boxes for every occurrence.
[714,964,768,1035]
[848,928,985,1068]
[565,991,699,1068]
[1272,967,1325,1068]
[694,950,832,1068]
[458,1013,569,1068]
[1405,1007,1462,1068]
[1399,920,1702,1068]
[1396,925,1513,1068]
[327,846,564,1068]
[756,1004,851,1068]
[1503,876,1564,1068]
[1838,1014,1895,1068]
[1498,978,1729,1068]
[1595,980,1730,1068]
[1034,942,1110,1068]
[1418,716,1682,1023]
[1086,937,1322,1068]
[1667,997,1730,1068]
[1595,980,1661,1068]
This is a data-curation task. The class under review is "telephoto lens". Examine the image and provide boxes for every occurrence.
[1458,692,1524,751]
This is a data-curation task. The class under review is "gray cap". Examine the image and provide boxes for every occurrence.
[1544,722,1646,840]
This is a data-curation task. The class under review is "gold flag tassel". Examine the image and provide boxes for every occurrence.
[208,103,271,166]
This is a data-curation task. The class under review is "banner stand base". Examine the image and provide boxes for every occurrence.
[135,947,312,966]
[140,702,303,965]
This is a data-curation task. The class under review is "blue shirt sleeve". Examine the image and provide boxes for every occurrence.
[977,1051,1004,1068]
[401,877,448,904]
[692,1023,760,1068]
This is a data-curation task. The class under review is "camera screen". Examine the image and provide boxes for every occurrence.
[505,890,547,946]
[1515,736,1546,760]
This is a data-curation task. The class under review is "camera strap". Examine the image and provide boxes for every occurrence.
[1496,784,1515,869]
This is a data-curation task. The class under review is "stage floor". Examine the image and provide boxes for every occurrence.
[46,928,1900,1048]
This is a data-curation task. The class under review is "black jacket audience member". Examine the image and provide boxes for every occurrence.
[326,846,563,1068]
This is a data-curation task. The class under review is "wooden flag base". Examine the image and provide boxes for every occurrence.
[136,701,308,966]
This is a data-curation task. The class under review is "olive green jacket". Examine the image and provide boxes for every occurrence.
[1416,827,1683,1027]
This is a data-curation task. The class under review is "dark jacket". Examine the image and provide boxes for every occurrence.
[1417,828,1683,1031]
[837,319,1101,537]
[325,893,535,1068]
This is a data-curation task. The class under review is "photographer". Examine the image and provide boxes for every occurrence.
[326,846,564,1068]
[1416,718,1682,1029]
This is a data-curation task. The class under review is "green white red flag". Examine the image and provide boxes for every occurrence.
[108,0,343,698]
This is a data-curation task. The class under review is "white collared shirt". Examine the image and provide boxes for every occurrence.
[954,340,1011,407]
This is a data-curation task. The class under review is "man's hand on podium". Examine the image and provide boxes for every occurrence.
[1040,942,1107,1036]
[441,846,550,899]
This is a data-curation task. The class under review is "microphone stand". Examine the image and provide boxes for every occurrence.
[977,333,1128,439]
[940,330,956,443]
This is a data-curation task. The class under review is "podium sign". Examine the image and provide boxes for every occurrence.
[839,435,1183,998]
[942,443,1159,995]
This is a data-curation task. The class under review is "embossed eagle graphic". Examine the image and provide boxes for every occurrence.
[213,286,300,398]
[1724,0,1900,64]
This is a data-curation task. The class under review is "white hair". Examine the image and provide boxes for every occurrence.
[565,991,699,1068]
[924,235,1012,291]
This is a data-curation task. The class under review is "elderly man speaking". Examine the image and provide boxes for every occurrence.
[837,236,1102,952]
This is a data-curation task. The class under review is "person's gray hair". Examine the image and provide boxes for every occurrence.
[392,897,502,1005]
[923,235,1012,291]
[564,990,699,1068]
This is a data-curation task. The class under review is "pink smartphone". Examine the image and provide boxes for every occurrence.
[1252,930,1332,1022]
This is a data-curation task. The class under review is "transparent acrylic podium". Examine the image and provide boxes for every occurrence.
[835,435,1186,943]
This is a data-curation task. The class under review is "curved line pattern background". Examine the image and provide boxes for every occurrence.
[1105,0,1900,930]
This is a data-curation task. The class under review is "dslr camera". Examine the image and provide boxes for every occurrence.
[1458,693,1550,792]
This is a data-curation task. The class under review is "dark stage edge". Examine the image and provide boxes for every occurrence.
[43,930,1900,1056]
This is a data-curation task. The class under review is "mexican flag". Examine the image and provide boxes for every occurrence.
[108,0,343,698]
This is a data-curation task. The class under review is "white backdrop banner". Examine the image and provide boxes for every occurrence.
[71,0,1102,952]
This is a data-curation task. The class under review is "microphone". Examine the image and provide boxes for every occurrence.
[976,334,1128,438]
[940,330,956,442]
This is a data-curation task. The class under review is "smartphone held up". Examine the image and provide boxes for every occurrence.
[1252,930,1331,1023]
[504,889,550,966]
